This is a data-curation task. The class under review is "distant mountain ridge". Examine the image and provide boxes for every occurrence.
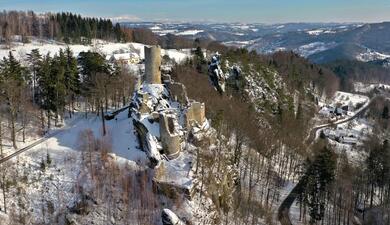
[122,21,390,64]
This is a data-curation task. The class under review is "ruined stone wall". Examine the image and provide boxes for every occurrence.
[185,102,206,128]
[144,46,162,84]
[168,82,189,105]
[159,113,181,159]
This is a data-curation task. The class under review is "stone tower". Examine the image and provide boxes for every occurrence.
[144,45,162,84]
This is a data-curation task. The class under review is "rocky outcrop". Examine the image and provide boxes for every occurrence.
[208,52,226,94]
[161,209,185,225]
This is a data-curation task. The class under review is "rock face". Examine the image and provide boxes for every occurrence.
[161,209,185,225]
[159,112,181,159]
[144,45,162,84]
[208,52,226,93]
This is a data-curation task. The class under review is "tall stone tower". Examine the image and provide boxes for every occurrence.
[144,45,162,84]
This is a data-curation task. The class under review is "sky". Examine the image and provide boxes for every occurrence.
[1,0,390,24]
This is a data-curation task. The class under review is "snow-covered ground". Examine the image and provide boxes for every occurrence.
[306,29,324,36]
[0,107,153,224]
[332,91,369,108]
[1,109,146,164]
[176,30,204,36]
[296,42,337,57]
[356,48,390,62]
[354,82,390,94]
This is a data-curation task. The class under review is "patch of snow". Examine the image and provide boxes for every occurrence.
[333,91,369,108]
[176,30,204,36]
[150,25,162,30]
[356,48,390,62]
[296,42,337,57]
[354,82,390,93]
[306,29,324,35]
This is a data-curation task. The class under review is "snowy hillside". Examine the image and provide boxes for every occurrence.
[0,39,190,64]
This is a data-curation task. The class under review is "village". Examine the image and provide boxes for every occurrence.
[317,91,371,146]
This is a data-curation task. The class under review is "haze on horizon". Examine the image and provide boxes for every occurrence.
[1,0,390,24]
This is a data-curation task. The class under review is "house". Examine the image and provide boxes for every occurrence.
[108,52,141,65]
[319,106,335,117]
[334,107,347,116]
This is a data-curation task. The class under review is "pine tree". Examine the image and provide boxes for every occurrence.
[305,145,336,224]
[26,49,42,104]
[51,51,66,125]
[0,52,27,148]
[63,47,79,116]
[37,54,54,128]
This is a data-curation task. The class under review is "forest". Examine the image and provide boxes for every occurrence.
[0,10,195,49]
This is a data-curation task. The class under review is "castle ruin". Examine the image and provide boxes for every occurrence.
[131,45,208,166]
[185,101,206,128]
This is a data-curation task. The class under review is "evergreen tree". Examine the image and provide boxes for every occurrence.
[37,54,54,128]
[305,146,336,224]
[51,51,67,122]
[63,47,80,115]
[78,51,109,95]
[0,52,27,148]
[26,49,42,104]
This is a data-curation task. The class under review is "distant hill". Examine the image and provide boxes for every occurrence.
[307,43,365,64]
[122,21,390,64]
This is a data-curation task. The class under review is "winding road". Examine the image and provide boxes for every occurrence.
[278,94,385,225]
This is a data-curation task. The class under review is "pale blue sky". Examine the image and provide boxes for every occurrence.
[1,0,390,23]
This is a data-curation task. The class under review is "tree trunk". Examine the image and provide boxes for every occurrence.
[101,106,106,136]
[10,111,17,149]
[2,170,6,214]
[40,109,45,134]
[0,120,2,156]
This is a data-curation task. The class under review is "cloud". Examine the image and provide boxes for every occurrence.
[110,14,141,22]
